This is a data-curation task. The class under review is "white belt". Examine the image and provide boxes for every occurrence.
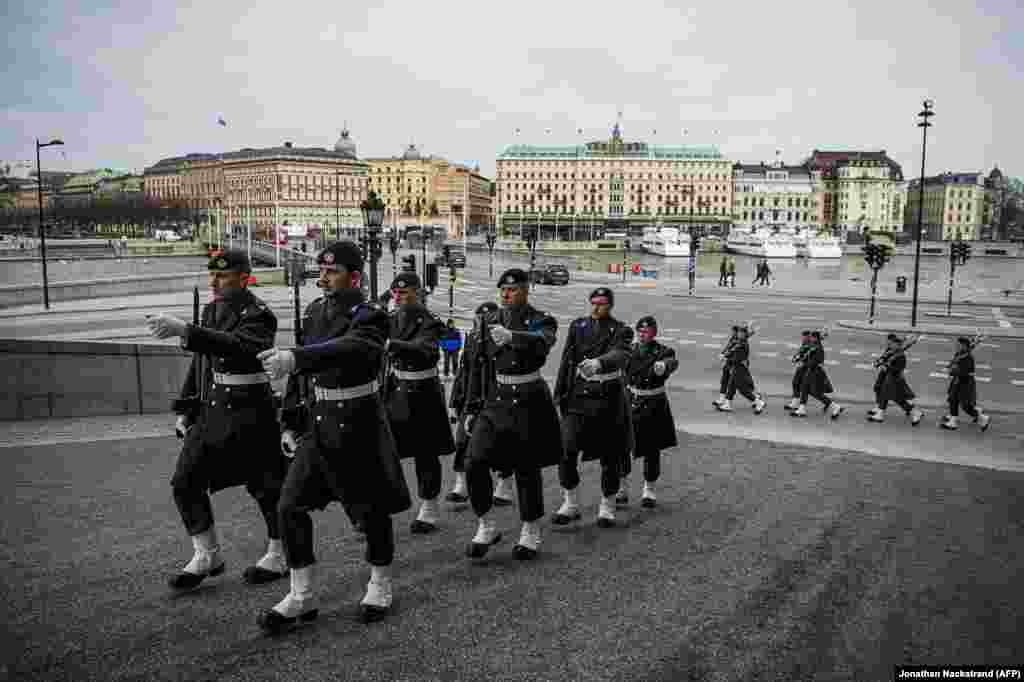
[583,370,622,383]
[393,368,438,381]
[213,372,269,386]
[496,371,542,385]
[630,386,666,397]
[314,380,380,401]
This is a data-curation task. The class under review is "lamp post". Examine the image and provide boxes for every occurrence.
[622,237,630,283]
[485,229,497,279]
[524,226,539,289]
[36,137,64,310]
[388,233,399,276]
[911,99,935,328]
[360,190,386,301]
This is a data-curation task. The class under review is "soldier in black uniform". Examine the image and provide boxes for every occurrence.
[383,271,456,533]
[147,249,288,590]
[791,330,844,419]
[712,323,766,414]
[785,331,814,411]
[552,287,634,528]
[621,316,678,508]
[462,268,562,560]
[868,334,924,425]
[256,241,411,633]
[941,336,991,431]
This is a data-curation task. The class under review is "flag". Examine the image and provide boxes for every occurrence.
[577,128,582,135]
[217,116,227,127]
[545,128,551,135]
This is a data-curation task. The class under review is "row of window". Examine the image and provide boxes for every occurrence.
[739,211,815,222]
[502,205,730,216]
[503,171,730,181]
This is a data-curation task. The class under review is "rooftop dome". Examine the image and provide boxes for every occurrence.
[402,144,422,161]
[334,127,357,158]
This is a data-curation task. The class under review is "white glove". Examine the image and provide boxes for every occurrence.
[653,361,667,376]
[258,348,296,380]
[174,415,191,439]
[147,313,188,339]
[578,358,601,378]
[489,324,513,347]
[464,414,476,432]
[281,430,299,458]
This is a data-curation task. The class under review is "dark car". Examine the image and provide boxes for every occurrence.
[434,251,467,268]
[531,264,570,285]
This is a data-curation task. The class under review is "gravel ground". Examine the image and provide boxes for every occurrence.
[1,433,1021,681]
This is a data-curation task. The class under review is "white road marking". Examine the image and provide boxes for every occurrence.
[992,307,1012,328]
[1011,368,1024,373]
[976,364,991,370]
[757,352,779,357]
[664,328,681,332]
[659,337,676,343]
[910,358,922,363]
[791,316,825,320]
[825,360,839,366]
[935,361,946,366]
[980,343,1000,349]
[702,343,719,348]
[759,340,779,346]
[839,349,862,356]
[976,376,992,383]
[1012,379,1024,386]
[785,343,800,349]
[929,372,949,379]
[677,339,697,345]
[709,333,727,339]
[854,363,874,370]
[688,330,706,336]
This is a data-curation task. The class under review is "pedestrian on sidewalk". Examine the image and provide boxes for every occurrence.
[147,249,289,593]
[941,336,991,432]
[622,316,678,508]
[257,241,411,632]
[552,286,634,526]
[868,334,924,425]
[718,257,728,286]
[727,257,736,287]
[761,259,773,287]
[713,323,766,414]
[791,330,844,419]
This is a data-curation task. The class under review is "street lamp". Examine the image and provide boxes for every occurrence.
[36,137,64,310]
[524,226,539,289]
[360,190,386,301]
[485,228,497,279]
[911,99,935,328]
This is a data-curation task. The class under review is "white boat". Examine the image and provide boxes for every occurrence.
[726,226,797,258]
[642,226,690,257]
[792,227,842,258]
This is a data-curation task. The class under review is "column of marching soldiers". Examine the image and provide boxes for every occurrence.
[143,241,994,636]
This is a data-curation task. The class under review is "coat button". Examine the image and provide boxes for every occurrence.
[225,387,231,393]
[316,415,322,423]
[211,401,216,406]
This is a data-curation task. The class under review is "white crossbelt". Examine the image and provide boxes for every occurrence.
[496,371,542,385]
[630,386,666,397]
[314,380,380,401]
[583,370,622,383]
[213,372,269,385]
[393,368,439,381]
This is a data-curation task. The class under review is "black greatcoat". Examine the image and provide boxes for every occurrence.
[798,343,834,396]
[625,341,679,455]
[947,352,977,408]
[384,302,455,459]
[723,340,756,396]
[173,289,285,496]
[284,289,411,520]
[449,326,482,469]
[462,303,563,473]
[874,351,916,403]
[554,316,635,463]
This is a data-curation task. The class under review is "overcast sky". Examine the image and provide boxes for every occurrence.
[3,0,1020,180]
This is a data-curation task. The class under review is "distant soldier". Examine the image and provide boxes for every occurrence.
[147,249,288,591]
[868,333,924,425]
[718,257,728,287]
[462,268,562,561]
[383,272,455,534]
[941,336,992,432]
[791,330,844,419]
[552,287,634,527]
[621,316,678,508]
[713,323,766,414]
[727,257,737,287]
[257,241,411,633]
[785,330,814,411]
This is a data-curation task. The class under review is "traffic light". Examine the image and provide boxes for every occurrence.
[952,241,971,265]
[863,242,889,269]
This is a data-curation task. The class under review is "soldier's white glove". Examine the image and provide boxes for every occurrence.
[489,324,513,347]
[653,361,667,376]
[464,414,476,432]
[174,415,191,439]
[281,430,299,458]
[258,348,296,379]
[147,313,188,339]
[578,358,601,378]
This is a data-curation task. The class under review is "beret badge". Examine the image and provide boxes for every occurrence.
[323,252,335,265]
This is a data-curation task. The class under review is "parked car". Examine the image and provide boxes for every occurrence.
[530,264,570,285]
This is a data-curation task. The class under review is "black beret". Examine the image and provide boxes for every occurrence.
[207,248,251,273]
[957,336,972,345]
[475,301,499,315]
[810,330,823,339]
[589,287,614,305]
[497,268,529,288]
[636,316,657,330]
[801,330,812,336]
[318,240,364,272]
[887,333,902,343]
[390,272,422,290]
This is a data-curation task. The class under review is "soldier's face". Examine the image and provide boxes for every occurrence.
[887,339,900,351]
[501,286,527,306]
[590,302,611,319]
[208,271,248,300]
[319,266,358,292]
[392,287,417,305]
[638,328,657,344]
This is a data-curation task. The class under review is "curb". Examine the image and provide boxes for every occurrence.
[836,319,1024,340]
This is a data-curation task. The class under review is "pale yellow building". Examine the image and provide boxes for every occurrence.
[495,120,733,239]
[805,150,905,235]
[732,161,823,230]
[905,172,985,241]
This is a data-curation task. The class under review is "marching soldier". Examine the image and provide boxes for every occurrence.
[941,336,992,431]
[712,323,766,414]
[147,249,288,591]
[462,268,562,561]
[621,316,678,508]
[868,334,924,425]
[383,272,456,533]
[785,331,814,411]
[713,325,739,408]
[552,287,634,528]
[257,241,411,633]
[791,330,844,419]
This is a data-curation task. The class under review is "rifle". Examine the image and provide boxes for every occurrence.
[874,334,921,369]
[291,275,309,421]
[194,286,206,404]
[946,331,984,375]
[466,307,494,431]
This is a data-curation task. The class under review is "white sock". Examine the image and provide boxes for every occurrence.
[451,472,467,495]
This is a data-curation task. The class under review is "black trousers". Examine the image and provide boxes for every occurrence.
[466,456,544,522]
[413,452,442,500]
[791,368,806,398]
[622,450,660,483]
[276,442,394,569]
[443,351,459,377]
[948,396,978,418]
[878,398,914,412]
[799,382,832,407]
[726,380,756,402]
[718,367,731,394]
[559,449,620,498]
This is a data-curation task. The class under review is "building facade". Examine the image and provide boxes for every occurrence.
[731,160,823,230]
[804,150,905,235]
[905,172,986,241]
[495,120,733,239]
[365,145,493,238]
